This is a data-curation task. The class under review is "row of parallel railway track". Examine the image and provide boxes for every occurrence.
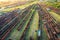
[38,4,60,40]
[0,4,60,40]
[0,4,35,40]
[0,4,38,40]
[20,5,37,40]
[17,4,37,40]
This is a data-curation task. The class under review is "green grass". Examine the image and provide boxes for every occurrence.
[25,10,39,40]
[32,11,39,40]
[45,2,60,9]
[49,11,60,23]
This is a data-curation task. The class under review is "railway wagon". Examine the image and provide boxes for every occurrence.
[0,16,19,40]
[0,12,19,29]
[0,13,19,36]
